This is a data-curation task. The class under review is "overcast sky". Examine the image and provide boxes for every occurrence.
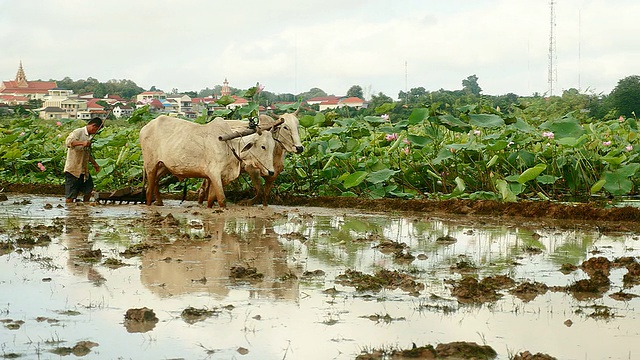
[1,0,638,99]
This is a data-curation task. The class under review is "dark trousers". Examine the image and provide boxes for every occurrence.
[65,172,94,200]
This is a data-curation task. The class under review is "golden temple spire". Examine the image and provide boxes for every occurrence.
[15,61,28,87]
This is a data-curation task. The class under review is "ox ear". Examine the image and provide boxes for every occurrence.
[241,142,254,153]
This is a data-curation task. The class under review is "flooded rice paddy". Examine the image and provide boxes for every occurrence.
[1,194,639,359]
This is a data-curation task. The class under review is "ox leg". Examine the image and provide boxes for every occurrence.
[197,179,209,205]
[261,175,277,206]
[207,177,225,208]
[145,166,157,206]
[154,164,167,206]
[246,168,264,205]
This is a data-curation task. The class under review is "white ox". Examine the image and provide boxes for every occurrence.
[198,112,304,206]
[139,115,276,208]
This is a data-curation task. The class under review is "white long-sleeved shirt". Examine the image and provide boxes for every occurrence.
[63,126,92,178]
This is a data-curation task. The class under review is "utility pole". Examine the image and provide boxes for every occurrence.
[548,0,557,96]
[404,61,408,104]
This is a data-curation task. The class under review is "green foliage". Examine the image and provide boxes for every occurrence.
[2,91,640,202]
[346,85,364,99]
[609,75,640,118]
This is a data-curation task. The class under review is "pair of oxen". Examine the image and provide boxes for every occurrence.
[139,112,303,208]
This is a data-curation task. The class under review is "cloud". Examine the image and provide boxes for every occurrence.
[1,0,638,99]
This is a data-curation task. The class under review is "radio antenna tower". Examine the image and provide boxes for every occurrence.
[548,0,557,96]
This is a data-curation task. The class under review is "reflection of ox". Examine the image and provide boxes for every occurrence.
[139,215,299,301]
[139,116,276,208]
[198,112,304,206]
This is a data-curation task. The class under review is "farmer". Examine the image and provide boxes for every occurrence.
[63,117,103,203]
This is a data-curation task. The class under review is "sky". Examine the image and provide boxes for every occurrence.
[1,0,638,100]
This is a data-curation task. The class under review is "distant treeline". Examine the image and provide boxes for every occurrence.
[50,74,640,120]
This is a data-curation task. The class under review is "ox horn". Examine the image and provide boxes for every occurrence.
[218,118,285,142]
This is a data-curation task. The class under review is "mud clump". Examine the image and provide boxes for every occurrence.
[356,341,497,359]
[121,242,155,258]
[124,307,159,333]
[513,351,557,360]
[375,240,407,254]
[436,342,497,359]
[510,281,549,302]
[336,268,424,294]
[181,306,220,324]
[447,275,516,304]
[50,341,99,357]
[559,263,578,274]
[230,265,263,280]
[581,256,611,276]
[563,270,610,297]
[435,234,457,244]
[622,261,640,287]
[78,249,102,262]
[609,290,639,301]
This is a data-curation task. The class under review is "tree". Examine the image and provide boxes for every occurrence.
[297,87,327,100]
[462,74,482,96]
[346,85,363,99]
[367,92,394,115]
[609,75,640,118]
[398,87,428,104]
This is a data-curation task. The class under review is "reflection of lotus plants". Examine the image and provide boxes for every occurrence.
[1,96,639,201]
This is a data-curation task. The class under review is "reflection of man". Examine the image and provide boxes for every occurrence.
[63,206,105,286]
[64,117,103,203]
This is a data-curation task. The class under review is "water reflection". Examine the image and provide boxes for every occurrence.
[138,214,300,301]
[3,196,640,360]
[62,204,106,286]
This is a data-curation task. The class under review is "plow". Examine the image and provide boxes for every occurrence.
[96,186,146,204]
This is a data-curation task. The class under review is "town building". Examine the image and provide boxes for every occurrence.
[0,62,57,102]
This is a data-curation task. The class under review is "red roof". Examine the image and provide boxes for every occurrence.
[340,97,364,104]
[86,99,105,109]
[192,97,218,104]
[150,99,164,109]
[307,96,340,102]
[1,80,56,94]
[231,96,248,104]
[0,94,29,101]
[321,98,340,105]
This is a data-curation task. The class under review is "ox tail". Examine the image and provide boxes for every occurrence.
[141,168,147,201]
[180,179,188,204]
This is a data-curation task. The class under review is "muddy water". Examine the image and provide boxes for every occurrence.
[1,194,639,359]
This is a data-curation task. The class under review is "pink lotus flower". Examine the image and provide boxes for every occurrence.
[402,138,410,145]
[56,121,62,126]
[473,130,481,136]
[626,145,633,151]
[542,131,554,139]
[20,132,25,136]
[403,147,410,155]
[619,116,625,122]
[37,162,45,172]
[385,133,398,141]
[381,114,389,121]
[602,141,612,146]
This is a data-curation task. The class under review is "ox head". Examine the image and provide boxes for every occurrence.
[272,113,304,154]
[237,130,276,176]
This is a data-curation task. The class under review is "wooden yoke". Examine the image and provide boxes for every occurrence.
[218,118,284,141]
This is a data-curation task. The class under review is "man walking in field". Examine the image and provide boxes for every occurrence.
[63,117,103,203]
